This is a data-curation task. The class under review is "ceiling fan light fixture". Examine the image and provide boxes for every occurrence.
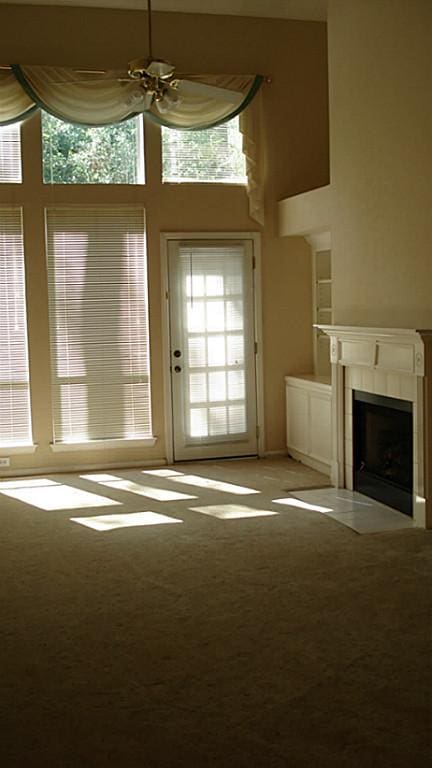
[163,87,181,108]
[125,87,153,111]
[146,59,176,79]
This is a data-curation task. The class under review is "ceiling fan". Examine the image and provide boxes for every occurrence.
[74,0,244,113]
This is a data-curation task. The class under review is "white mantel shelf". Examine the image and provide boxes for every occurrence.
[315,325,432,528]
[316,325,432,377]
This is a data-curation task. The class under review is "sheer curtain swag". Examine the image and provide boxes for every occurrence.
[0,65,264,224]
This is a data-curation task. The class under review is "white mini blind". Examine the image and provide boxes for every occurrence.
[0,207,33,446]
[162,116,247,184]
[45,207,153,444]
[0,123,22,183]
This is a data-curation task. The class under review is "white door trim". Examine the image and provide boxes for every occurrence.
[160,231,265,463]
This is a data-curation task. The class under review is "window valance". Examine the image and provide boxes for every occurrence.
[2,65,261,129]
[0,65,264,225]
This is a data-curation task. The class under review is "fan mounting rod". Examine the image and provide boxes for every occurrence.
[147,0,153,61]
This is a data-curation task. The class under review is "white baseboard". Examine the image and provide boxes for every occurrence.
[0,458,166,479]
[287,448,331,477]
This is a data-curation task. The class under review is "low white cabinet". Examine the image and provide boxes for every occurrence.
[285,375,332,475]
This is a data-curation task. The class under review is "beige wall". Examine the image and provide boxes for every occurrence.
[328,0,432,328]
[0,5,328,472]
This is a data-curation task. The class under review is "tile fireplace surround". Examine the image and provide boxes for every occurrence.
[316,326,432,529]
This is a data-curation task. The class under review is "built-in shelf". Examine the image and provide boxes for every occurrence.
[314,250,332,377]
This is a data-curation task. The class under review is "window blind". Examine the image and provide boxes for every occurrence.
[45,207,153,444]
[0,123,22,183]
[162,116,247,184]
[0,207,33,446]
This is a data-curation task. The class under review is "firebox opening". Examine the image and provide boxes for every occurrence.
[353,390,413,517]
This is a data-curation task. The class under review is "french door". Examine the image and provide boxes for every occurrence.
[167,238,258,461]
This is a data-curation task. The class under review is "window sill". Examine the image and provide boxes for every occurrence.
[162,181,247,187]
[50,437,157,452]
[0,444,38,455]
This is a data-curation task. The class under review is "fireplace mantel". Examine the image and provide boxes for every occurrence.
[316,325,432,376]
[315,325,432,528]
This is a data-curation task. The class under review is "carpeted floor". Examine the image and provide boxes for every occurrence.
[1,457,431,767]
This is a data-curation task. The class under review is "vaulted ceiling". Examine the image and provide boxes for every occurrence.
[0,0,328,22]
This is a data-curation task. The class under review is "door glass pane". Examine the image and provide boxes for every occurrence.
[227,335,244,365]
[187,301,205,332]
[209,406,228,435]
[186,274,205,297]
[189,372,207,403]
[190,407,208,437]
[206,301,225,331]
[226,300,243,330]
[206,275,224,296]
[228,370,245,400]
[188,337,206,367]
[208,371,226,402]
[207,335,226,367]
[229,404,246,434]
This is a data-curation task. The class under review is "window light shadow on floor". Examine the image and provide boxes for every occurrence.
[0,478,122,511]
[80,474,197,501]
[142,469,184,477]
[70,511,183,531]
[0,478,58,488]
[272,497,334,513]
[190,504,278,520]
[169,474,260,495]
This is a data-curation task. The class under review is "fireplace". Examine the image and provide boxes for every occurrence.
[353,391,413,516]
[314,325,432,528]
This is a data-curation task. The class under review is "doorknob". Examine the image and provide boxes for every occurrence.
[173,349,182,358]
[174,365,182,373]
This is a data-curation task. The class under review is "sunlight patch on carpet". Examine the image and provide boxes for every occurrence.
[0,484,121,510]
[170,475,260,495]
[0,478,58,489]
[142,469,184,477]
[81,474,196,501]
[71,511,183,531]
[190,504,278,520]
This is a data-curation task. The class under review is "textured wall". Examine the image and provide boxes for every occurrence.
[328,0,432,328]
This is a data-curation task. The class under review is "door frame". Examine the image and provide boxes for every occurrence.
[160,231,265,464]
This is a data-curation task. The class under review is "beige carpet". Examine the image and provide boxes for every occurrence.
[1,457,431,767]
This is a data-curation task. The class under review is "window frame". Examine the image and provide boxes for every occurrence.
[41,111,146,186]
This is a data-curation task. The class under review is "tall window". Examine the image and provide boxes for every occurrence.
[162,116,246,184]
[42,114,145,184]
[45,207,152,445]
[0,123,22,183]
[0,207,33,446]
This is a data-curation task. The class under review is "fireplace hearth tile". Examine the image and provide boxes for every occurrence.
[329,508,414,534]
[288,489,414,534]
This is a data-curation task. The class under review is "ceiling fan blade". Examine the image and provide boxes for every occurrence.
[175,79,243,104]
[48,78,131,85]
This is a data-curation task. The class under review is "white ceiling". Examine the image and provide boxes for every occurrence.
[0,1,328,22]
